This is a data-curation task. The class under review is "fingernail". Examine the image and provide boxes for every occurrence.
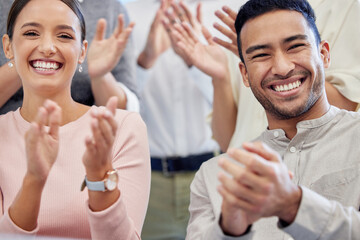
[213,22,219,28]
[92,118,99,127]
[227,148,235,156]
[91,108,98,116]
[218,158,225,166]
[105,110,112,117]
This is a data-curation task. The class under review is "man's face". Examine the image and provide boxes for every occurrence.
[239,10,330,120]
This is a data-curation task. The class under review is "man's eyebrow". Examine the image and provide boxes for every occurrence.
[245,44,271,55]
[283,34,308,43]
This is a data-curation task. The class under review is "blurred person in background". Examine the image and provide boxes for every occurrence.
[124,0,242,239]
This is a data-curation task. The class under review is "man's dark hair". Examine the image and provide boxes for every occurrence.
[235,0,321,63]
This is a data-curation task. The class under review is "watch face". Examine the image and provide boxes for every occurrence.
[105,171,118,191]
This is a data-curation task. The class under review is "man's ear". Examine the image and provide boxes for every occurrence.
[239,62,250,87]
[78,40,88,64]
[2,34,14,60]
[319,40,330,69]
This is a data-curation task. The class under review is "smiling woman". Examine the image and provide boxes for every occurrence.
[0,0,150,239]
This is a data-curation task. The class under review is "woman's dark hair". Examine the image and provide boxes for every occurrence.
[7,0,86,42]
[235,0,321,63]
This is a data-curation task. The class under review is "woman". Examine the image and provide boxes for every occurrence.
[0,0,150,239]
[0,0,138,114]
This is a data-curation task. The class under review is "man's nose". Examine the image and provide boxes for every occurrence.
[271,51,295,77]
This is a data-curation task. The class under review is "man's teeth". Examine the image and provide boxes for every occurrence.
[274,80,301,92]
[33,61,60,71]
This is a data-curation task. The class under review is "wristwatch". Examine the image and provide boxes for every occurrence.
[81,169,118,192]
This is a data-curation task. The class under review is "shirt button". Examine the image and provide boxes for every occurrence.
[273,131,279,137]
[290,146,296,153]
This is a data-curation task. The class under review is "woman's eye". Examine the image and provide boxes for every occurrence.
[59,34,73,39]
[23,31,38,37]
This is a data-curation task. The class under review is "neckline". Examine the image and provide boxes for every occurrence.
[13,107,92,134]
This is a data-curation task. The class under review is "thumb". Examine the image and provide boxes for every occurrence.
[106,96,118,115]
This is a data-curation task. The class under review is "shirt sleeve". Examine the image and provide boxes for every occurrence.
[323,0,360,104]
[186,166,254,240]
[281,186,360,240]
[117,82,139,112]
[86,112,151,240]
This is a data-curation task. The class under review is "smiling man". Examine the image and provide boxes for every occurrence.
[186,0,360,239]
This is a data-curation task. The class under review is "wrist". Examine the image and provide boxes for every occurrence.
[23,173,47,190]
[279,186,302,223]
[90,72,111,83]
[212,69,231,86]
[85,165,114,181]
[137,51,155,69]
[219,213,250,236]
[81,169,119,193]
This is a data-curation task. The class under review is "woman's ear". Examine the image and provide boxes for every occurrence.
[319,40,330,69]
[2,34,14,60]
[239,62,250,87]
[78,40,88,64]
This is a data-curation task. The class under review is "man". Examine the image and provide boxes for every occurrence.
[214,0,360,151]
[165,0,360,152]
[185,0,360,239]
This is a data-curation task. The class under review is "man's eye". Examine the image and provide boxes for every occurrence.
[252,53,269,59]
[289,44,305,50]
[23,31,38,36]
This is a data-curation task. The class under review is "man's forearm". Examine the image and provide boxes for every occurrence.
[211,77,237,152]
[325,81,357,111]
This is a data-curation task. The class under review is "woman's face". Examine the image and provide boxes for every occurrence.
[4,0,87,95]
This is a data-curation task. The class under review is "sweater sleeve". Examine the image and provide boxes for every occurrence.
[0,208,38,237]
[86,112,151,240]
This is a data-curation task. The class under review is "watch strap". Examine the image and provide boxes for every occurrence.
[84,176,105,192]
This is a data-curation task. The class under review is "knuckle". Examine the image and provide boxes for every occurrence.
[248,157,258,169]
[268,167,277,180]
[251,205,262,214]
[234,171,246,182]
[262,183,273,194]
[256,195,267,206]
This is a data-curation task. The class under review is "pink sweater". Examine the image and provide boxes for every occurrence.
[0,108,151,239]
